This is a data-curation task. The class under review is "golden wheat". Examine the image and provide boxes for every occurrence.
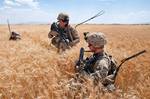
[0,24,150,99]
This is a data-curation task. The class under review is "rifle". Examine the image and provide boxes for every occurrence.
[75,47,85,72]
[51,22,70,52]
[114,50,146,82]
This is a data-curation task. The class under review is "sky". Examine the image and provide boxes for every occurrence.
[0,0,150,24]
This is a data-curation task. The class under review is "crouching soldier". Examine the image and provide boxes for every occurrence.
[48,13,80,52]
[9,31,21,40]
[76,32,117,92]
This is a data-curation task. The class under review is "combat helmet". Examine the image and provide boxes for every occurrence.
[57,13,69,22]
[85,32,107,48]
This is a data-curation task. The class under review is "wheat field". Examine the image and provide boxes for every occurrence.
[0,24,150,99]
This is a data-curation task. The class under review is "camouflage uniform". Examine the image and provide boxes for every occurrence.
[81,32,116,91]
[9,31,21,40]
[48,13,80,51]
[83,52,116,91]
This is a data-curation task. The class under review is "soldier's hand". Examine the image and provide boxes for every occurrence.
[48,31,58,37]
[69,42,74,47]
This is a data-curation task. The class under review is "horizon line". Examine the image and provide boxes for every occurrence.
[0,23,150,25]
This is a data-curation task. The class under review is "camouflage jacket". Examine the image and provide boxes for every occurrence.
[9,32,21,40]
[48,22,80,50]
[83,52,116,86]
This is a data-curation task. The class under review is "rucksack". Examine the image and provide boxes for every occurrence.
[83,53,117,76]
[106,54,117,75]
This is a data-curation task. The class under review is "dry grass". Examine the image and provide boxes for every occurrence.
[0,24,150,99]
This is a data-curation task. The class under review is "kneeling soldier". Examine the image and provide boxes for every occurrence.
[48,13,80,52]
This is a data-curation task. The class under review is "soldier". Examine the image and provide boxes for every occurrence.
[9,31,21,40]
[48,13,80,52]
[76,32,116,92]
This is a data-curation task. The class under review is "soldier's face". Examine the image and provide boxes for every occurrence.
[88,43,96,52]
[88,43,103,53]
[59,20,69,28]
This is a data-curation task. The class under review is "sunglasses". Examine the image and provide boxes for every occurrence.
[61,19,69,23]
[88,43,104,48]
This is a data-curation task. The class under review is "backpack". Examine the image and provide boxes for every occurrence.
[106,54,117,75]
[83,53,117,76]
